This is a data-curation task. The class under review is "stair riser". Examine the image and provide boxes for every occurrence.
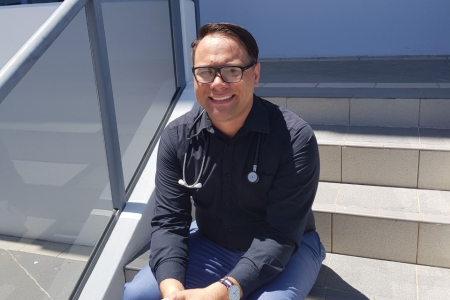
[314,212,450,268]
[266,97,450,129]
[318,145,450,191]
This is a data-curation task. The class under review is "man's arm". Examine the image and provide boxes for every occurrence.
[228,123,320,297]
[150,125,192,290]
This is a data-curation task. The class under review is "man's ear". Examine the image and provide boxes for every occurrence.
[253,62,261,87]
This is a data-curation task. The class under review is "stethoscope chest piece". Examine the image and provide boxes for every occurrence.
[247,171,259,183]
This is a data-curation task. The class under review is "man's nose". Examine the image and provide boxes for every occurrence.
[210,71,227,86]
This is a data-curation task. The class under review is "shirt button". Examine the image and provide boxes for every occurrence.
[225,202,230,206]
[226,172,231,177]
[228,228,232,232]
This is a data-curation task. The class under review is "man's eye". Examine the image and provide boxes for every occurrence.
[224,67,241,76]
[198,69,214,77]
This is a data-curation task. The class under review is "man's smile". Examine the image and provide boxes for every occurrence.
[210,94,235,102]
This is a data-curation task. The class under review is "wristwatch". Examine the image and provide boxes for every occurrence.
[219,277,241,300]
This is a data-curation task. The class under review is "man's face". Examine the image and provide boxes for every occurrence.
[193,34,260,129]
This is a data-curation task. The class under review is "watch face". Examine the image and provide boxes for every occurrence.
[228,285,240,300]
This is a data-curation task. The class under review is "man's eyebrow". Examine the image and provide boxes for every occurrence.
[194,63,245,68]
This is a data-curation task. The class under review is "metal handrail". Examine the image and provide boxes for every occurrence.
[0,0,126,211]
[0,0,88,104]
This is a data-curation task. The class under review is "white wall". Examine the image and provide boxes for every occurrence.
[199,0,450,58]
[0,3,58,70]
[0,3,109,246]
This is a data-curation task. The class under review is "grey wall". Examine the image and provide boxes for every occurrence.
[199,0,450,58]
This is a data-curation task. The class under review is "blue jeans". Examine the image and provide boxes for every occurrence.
[123,222,325,300]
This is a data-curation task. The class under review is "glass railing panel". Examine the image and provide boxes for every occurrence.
[102,0,176,188]
[0,3,61,70]
[0,6,112,300]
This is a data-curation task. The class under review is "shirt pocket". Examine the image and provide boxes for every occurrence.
[238,173,275,211]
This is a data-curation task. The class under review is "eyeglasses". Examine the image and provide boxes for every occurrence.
[192,61,256,83]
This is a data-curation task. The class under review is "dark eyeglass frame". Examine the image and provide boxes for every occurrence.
[192,61,256,83]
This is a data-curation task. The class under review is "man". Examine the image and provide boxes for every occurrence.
[123,23,325,300]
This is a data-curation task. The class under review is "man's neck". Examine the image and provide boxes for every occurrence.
[212,119,244,139]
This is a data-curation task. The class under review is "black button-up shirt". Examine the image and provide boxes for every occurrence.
[150,95,320,297]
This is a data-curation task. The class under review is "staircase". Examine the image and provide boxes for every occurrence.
[124,56,450,300]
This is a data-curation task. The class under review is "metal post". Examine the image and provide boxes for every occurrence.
[85,0,126,211]
[193,0,201,34]
[169,0,186,88]
[0,0,88,105]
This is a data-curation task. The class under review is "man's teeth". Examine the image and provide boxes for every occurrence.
[212,95,233,101]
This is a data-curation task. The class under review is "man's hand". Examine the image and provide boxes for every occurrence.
[160,278,185,299]
[162,282,227,300]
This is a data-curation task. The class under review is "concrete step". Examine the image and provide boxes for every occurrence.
[124,251,450,300]
[313,182,450,268]
[312,125,450,190]
[306,252,450,300]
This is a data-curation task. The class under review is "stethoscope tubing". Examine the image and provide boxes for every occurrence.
[179,110,261,188]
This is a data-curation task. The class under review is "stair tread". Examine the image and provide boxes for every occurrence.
[256,58,450,99]
[314,182,450,224]
[124,251,450,300]
[307,253,450,300]
[312,125,450,151]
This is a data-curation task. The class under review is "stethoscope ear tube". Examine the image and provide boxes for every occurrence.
[178,110,262,189]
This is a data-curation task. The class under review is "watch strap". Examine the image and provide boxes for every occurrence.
[219,277,234,288]
[219,277,241,300]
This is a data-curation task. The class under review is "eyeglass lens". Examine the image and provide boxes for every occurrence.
[194,66,243,83]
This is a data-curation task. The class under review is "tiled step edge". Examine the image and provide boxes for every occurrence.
[317,142,450,191]
[263,97,450,129]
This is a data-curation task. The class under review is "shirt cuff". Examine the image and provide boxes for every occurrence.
[153,260,186,287]
[227,260,260,298]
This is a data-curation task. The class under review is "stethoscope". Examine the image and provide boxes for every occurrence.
[178,110,262,189]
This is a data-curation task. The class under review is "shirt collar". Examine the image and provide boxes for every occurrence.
[195,94,270,136]
[242,94,270,135]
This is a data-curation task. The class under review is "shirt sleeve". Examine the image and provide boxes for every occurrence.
[149,125,192,286]
[227,124,320,297]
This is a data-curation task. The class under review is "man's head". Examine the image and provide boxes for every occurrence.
[191,23,261,137]
[191,23,259,65]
